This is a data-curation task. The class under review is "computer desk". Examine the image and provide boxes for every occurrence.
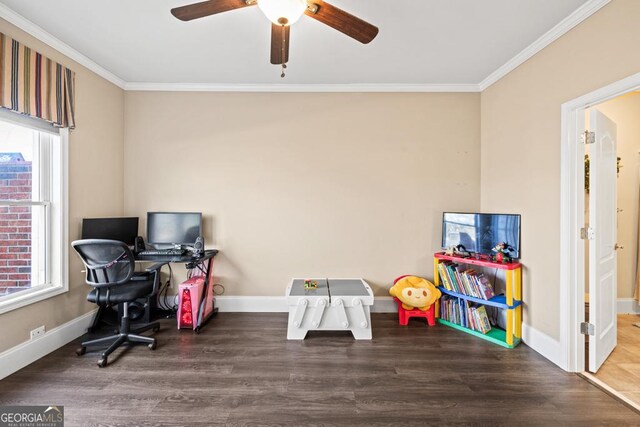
[135,249,219,333]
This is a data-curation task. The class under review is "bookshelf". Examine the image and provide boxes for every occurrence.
[434,252,522,349]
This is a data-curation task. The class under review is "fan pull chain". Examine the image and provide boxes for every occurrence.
[281,25,287,78]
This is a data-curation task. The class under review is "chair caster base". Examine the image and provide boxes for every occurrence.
[149,341,157,350]
[76,347,86,356]
[97,358,107,368]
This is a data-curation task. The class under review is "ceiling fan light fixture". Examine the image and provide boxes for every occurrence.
[258,0,307,26]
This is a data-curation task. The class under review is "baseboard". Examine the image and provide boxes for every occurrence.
[369,296,397,313]
[214,296,286,312]
[521,323,562,369]
[617,298,640,314]
[0,309,97,380]
[211,296,398,313]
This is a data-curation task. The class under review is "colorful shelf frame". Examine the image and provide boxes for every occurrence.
[437,319,521,349]
[438,287,522,309]
[434,252,523,348]
[434,252,522,270]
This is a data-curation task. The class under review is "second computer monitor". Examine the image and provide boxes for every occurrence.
[81,217,139,245]
[147,212,202,247]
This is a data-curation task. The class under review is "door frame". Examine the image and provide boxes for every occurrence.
[560,72,640,372]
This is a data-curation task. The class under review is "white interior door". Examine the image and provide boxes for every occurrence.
[588,108,618,373]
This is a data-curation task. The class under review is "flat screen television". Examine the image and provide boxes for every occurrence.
[441,212,521,259]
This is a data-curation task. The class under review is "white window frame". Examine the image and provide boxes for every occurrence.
[0,111,68,314]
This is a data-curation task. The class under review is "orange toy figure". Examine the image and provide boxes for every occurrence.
[303,279,318,289]
[389,275,441,311]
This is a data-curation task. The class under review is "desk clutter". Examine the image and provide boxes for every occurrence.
[81,213,203,256]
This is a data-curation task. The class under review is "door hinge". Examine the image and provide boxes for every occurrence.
[582,130,595,144]
[580,227,594,240]
[580,322,595,336]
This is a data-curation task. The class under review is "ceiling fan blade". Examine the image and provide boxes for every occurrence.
[171,0,255,21]
[270,24,290,65]
[305,1,378,44]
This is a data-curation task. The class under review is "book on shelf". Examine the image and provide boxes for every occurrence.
[474,306,491,334]
[476,273,495,300]
[437,261,495,300]
[439,263,457,293]
[437,263,451,290]
[440,296,492,334]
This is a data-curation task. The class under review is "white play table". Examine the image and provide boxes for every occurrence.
[286,278,374,340]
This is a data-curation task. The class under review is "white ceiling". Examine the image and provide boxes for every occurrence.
[0,0,590,86]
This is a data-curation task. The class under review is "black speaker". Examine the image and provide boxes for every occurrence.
[194,236,204,256]
[134,236,145,253]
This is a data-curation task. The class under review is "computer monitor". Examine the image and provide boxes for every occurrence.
[147,212,202,247]
[81,217,139,246]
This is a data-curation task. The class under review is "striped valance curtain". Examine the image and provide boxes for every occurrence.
[0,33,75,129]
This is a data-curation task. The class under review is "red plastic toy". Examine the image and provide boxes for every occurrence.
[392,275,436,327]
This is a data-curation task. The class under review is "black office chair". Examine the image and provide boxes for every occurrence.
[72,239,162,367]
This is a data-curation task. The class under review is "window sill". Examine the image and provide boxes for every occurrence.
[0,285,68,315]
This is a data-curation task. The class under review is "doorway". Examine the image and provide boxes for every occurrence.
[582,93,640,407]
[560,72,640,408]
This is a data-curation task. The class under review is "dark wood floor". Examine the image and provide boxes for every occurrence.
[1,313,639,426]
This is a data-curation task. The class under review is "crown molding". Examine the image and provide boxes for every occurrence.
[123,82,481,93]
[479,0,611,91]
[0,3,126,89]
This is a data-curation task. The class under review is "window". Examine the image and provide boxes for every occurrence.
[0,113,68,314]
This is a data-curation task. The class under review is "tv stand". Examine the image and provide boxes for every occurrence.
[434,252,522,348]
[435,252,519,270]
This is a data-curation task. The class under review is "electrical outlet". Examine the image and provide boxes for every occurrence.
[30,325,45,340]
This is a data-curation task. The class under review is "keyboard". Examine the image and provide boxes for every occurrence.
[137,249,187,256]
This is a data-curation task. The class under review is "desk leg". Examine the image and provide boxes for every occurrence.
[195,257,218,333]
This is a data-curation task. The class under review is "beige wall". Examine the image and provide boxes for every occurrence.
[124,92,480,296]
[594,93,640,299]
[480,0,640,339]
[0,19,125,353]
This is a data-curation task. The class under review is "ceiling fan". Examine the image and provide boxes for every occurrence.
[171,0,379,77]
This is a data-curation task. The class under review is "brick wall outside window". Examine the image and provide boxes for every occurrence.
[0,159,32,296]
